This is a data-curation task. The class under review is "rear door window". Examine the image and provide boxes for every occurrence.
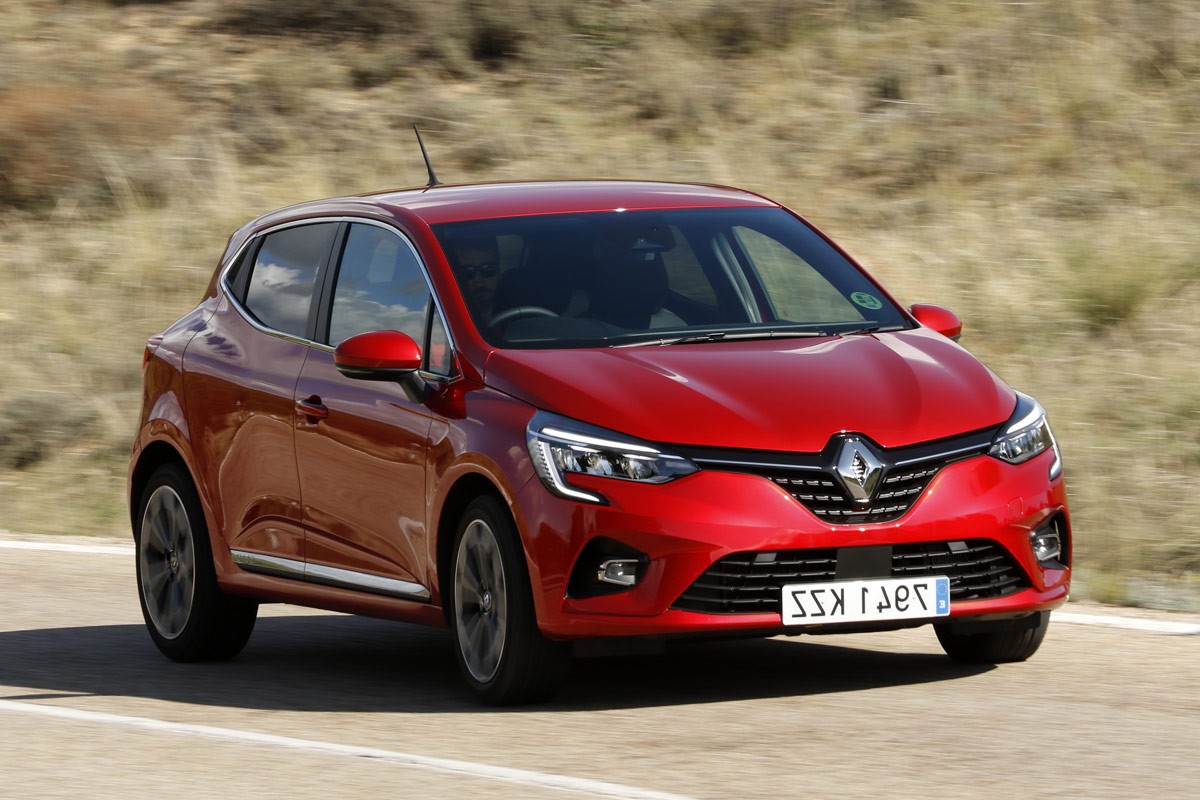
[244,223,339,338]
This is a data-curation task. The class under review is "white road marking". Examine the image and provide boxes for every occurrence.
[0,699,698,800]
[0,539,132,556]
[2,536,1197,635]
[1053,612,1200,636]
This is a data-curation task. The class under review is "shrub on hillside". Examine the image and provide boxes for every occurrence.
[0,85,179,212]
[213,0,409,39]
[213,0,636,71]
[0,394,93,471]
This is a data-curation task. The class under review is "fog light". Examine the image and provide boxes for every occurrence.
[1031,527,1062,564]
[567,537,648,598]
[597,559,641,587]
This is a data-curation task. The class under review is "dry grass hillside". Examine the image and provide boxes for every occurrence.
[1,0,1197,608]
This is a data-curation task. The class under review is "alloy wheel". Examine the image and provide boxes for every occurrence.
[138,484,197,640]
[453,517,509,684]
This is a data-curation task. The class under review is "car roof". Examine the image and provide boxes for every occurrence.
[221,180,781,267]
[367,180,779,225]
[256,180,776,227]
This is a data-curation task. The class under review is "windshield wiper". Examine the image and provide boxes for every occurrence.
[613,328,832,347]
[835,324,908,336]
[613,322,912,347]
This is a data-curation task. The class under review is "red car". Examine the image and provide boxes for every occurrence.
[129,180,1070,703]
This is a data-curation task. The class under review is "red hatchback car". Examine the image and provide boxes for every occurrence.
[129,180,1070,703]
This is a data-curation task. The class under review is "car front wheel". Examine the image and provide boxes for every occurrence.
[934,611,1050,663]
[450,495,570,704]
[135,462,257,661]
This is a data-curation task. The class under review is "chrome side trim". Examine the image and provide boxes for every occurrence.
[693,440,989,473]
[692,457,824,472]
[230,550,305,579]
[305,562,431,601]
[230,549,430,602]
[890,442,990,468]
[224,304,316,349]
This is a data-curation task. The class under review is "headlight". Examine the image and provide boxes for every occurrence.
[526,411,698,504]
[989,392,1062,479]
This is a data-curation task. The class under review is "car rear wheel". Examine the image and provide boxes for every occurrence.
[135,462,257,662]
[450,495,570,704]
[934,611,1049,663]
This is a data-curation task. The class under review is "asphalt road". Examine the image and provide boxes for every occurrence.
[1,534,1197,799]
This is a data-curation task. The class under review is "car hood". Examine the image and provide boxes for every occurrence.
[484,328,1015,452]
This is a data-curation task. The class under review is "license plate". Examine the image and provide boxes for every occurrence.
[781,576,951,625]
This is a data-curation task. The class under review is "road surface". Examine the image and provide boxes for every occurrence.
[1,534,1197,799]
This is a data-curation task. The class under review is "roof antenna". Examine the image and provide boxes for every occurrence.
[412,124,441,188]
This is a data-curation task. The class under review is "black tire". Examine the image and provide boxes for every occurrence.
[449,495,570,704]
[935,611,1050,663]
[134,462,258,662]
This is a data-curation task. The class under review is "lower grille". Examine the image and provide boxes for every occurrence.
[671,540,1028,615]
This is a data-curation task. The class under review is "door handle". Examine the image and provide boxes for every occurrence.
[296,396,329,422]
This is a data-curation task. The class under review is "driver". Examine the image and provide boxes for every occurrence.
[449,235,501,321]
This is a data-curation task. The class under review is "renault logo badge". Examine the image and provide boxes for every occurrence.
[835,438,884,503]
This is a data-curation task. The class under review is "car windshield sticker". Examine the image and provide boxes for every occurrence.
[851,292,883,310]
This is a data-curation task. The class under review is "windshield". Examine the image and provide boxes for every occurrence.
[434,207,910,348]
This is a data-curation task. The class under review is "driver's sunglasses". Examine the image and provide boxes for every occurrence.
[460,262,499,280]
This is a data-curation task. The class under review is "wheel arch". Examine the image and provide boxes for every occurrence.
[129,440,191,532]
[435,472,510,621]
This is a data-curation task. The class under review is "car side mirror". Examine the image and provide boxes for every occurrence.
[909,304,963,341]
[334,330,431,402]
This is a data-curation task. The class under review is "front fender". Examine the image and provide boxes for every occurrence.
[425,382,539,606]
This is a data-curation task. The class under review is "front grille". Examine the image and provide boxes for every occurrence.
[671,540,1029,615]
[675,428,996,524]
[755,462,946,523]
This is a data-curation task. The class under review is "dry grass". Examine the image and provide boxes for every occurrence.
[1,0,1197,608]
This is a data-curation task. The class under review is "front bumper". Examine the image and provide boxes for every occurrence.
[515,448,1069,638]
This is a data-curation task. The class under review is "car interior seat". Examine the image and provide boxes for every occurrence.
[587,250,685,330]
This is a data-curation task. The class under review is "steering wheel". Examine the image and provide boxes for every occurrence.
[489,305,560,326]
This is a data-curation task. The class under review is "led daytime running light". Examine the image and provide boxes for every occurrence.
[527,412,698,504]
[539,426,661,455]
[989,392,1062,478]
[531,438,604,503]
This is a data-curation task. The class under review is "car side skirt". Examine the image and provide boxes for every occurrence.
[230,549,431,601]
